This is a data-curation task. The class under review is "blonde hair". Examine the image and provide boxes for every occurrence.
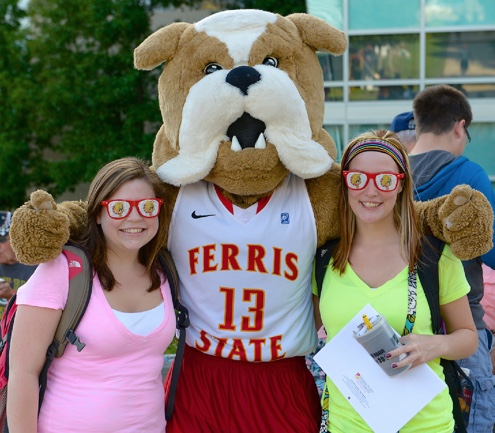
[332,130,423,274]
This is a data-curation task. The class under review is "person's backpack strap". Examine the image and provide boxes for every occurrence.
[38,244,93,409]
[315,238,340,298]
[417,236,468,433]
[54,245,93,357]
[158,249,189,421]
[417,236,445,335]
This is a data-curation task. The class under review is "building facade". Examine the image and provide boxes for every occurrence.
[308,0,495,188]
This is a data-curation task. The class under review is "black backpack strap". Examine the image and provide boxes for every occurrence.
[39,244,93,411]
[417,236,445,335]
[417,236,467,433]
[158,249,189,421]
[315,238,340,298]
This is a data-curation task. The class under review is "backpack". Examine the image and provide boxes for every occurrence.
[315,236,473,433]
[0,244,188,431]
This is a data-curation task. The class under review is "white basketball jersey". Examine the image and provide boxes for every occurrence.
[168,174,318,361]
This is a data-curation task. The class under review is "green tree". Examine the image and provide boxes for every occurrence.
[23,0,166,200]
[0,0,36,208]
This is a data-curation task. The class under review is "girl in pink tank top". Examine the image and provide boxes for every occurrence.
[7,158,176,433]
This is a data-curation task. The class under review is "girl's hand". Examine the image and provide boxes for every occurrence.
[386,334,442,370]
[387,296,477,371]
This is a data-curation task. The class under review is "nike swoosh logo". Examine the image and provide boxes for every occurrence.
[191,211,216,219]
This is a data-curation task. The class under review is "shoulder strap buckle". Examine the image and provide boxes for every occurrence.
[175,303,190,329]
[65,329,86,352]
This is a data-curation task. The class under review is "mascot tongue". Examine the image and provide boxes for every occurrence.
[227,113,266,149]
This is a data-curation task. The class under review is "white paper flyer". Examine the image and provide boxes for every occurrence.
[314,304,446,433]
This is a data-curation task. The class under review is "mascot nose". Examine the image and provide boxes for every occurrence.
[226,66,261,95]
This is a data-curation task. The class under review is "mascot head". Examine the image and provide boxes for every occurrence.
[134,9,347,198]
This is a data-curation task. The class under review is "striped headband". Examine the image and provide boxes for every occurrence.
[343,139,406,172]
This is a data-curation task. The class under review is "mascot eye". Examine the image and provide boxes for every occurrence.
[204,63,223,74]
[262,57,278,68]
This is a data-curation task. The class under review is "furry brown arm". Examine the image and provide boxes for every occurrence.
[415,185,494,260]
[307,165,342,248]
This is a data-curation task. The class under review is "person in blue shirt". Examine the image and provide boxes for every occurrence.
[410,84,495,433]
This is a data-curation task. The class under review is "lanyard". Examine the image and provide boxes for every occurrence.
[402,265,418,336]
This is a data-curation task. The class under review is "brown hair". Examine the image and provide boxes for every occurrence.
[80,157,168,291]
[332,130,423,274]
[413,84,472,136]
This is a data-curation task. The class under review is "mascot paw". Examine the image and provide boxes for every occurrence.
[30,190,58,211]
[438,185,494,260]
[10,190,71,265]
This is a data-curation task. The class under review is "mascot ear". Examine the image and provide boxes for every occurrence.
[286,13,347,55]
[134,22,190,70]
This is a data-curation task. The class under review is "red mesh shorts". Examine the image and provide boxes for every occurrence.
[165,344,321,433]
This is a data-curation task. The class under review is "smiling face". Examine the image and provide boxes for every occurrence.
[347,151,403,227]
[97,179,160,257]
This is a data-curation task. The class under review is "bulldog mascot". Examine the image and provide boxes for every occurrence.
[10,9,494,433]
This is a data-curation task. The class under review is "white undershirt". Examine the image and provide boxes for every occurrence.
[112,302,164,336]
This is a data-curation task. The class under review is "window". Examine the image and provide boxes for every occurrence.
[425,0,495,27]
[324,87,344,102]
[349,0,420,30]
[309,0,495,178]
[349,34,420,81]
[349,85,419,101]
[307,0,344,30]
[348,124,391,141]
[425,31,495,79]
[324,125,344,161]
[463,122,495,191]
[318,53,343,82]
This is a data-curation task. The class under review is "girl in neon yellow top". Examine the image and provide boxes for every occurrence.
[314,130,477,433]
